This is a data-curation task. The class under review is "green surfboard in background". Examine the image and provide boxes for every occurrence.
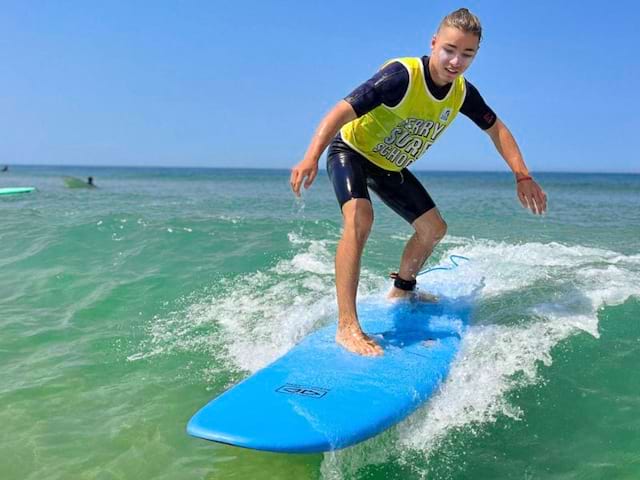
[0,187,35,196]
[63,176,95,189]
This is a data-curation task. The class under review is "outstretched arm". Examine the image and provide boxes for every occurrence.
[486,118,547,215]
[290,100,357,196]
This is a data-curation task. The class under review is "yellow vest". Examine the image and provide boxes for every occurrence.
[340,57,466,171]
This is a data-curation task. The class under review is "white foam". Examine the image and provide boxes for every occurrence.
[129,232,639,477]
[397,320,567,450]
[128,231,384,374]
[212,233,383,372]
[319,237,639,478]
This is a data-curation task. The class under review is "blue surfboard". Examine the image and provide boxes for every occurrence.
[187,261,474,453]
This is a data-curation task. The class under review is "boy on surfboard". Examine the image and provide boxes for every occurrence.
[290,8,546,356]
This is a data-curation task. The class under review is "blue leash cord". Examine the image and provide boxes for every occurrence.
[418,254,470,276]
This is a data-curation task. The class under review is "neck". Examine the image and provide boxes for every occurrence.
[427,56,449,87]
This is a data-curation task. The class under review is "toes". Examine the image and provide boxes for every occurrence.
[357,340,383,356]
[336,331,384,356]
[364,340,383,356]
[364,346,381,356]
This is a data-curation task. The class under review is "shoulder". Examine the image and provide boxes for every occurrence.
[460,78,497,129]
[377,59,410,79]
[372,59,411,92]
[464,78,484,103]
[463,78,482,98]
[460,77,486,108]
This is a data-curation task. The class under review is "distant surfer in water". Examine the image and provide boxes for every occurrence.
[87,176,95,187]
[290,8,547,356]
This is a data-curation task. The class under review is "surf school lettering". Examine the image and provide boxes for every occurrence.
[372,118,447,168]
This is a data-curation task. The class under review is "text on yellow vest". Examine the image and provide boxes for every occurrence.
[340,57,466,172]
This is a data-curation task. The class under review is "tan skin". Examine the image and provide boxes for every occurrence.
[290,26,547,356]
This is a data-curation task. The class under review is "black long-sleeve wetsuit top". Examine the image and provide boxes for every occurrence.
[344,56,497,130]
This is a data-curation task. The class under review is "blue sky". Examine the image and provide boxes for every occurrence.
[1,1,638,173]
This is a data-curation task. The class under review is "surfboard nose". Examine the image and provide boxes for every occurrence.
[186,393,342,453]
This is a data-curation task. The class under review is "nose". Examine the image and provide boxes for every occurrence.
[449,55,460,67]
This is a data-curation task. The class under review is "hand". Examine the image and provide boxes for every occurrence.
[517,178,547,215]
[290,159,318,197]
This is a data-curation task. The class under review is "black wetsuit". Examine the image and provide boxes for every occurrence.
[327,56,497,224]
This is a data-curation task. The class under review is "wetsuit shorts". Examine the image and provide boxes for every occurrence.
[326,135,436,224]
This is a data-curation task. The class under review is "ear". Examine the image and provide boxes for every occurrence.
[431,34,437,50]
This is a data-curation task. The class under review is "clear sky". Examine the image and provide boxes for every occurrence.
[1,1,638,173]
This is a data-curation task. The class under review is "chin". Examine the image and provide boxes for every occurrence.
[437,70,454,82]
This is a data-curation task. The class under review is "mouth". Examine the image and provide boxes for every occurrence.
[444,66,459,76]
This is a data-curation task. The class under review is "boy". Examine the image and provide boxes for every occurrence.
[290,8,547,356]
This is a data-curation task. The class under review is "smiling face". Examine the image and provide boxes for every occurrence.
[429,26,480,86]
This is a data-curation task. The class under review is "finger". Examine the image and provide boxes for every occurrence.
[529,193,541,215]
[532,183,546,211]
[304,169,317,189]
[533,192,544,215]
[289,168,297,188]
[291,171,303,196]
[518,190,528,208]
[525,193,538,214]
[538,189,548,213]
[532,197,541,215]
[532,187,546,214]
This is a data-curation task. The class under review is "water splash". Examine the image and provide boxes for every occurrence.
[319,238,640,478]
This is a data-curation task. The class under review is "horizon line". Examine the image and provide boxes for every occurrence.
[4,163,639,175]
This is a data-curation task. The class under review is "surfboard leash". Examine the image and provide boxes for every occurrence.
[418,254,470,276]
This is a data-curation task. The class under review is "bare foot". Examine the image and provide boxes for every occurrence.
[388,286,439,303]
[336,322,383,356]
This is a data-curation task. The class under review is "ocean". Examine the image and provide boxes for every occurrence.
[1,165,639,479]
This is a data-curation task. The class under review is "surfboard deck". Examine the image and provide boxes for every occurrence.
[187,288,472,453]
[0,187,35,196]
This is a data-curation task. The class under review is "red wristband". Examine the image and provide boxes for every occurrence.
[516,176,532,183]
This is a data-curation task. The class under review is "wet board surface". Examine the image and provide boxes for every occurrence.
[187,267,475,453]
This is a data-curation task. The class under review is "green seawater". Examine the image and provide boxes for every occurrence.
[1,166,639,479]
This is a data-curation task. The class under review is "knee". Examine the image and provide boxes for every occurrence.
[342,200,373,243]
[415,216,447,245]
[433,218,447,242]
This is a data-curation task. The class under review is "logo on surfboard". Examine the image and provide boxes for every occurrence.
[276,384,329,398]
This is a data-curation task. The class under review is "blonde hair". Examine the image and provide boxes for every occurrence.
[438,8,482,43]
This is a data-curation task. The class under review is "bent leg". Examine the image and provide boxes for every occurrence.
[388,208,447,300]
[335,198,383,356]
[365,168,445,301]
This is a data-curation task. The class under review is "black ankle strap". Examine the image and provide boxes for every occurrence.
[389,272,417,291]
